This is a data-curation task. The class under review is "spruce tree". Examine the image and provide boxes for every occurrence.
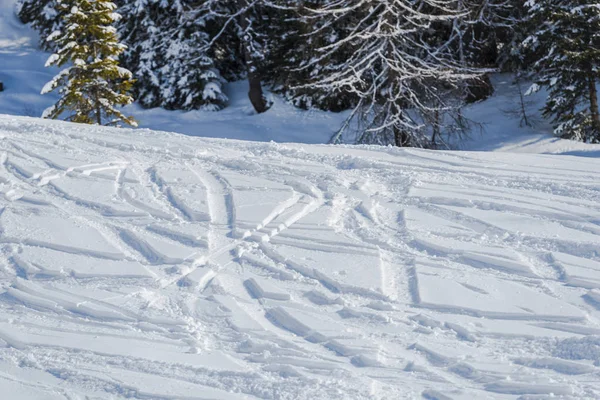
[443,1,503,102]
[293,0,481,147]
[118,0,227,111]
[17,0,64,51]
[21,0,227,111]
[269,0,361,112]
[522,0,600,142]
[42,0,136,127]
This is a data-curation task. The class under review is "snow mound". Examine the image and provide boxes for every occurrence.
[0,115,600,399]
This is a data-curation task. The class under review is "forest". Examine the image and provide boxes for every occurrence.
[17,0,600,148]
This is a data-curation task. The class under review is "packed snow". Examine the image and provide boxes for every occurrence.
[2,0,600,398]
[0,116,599,399]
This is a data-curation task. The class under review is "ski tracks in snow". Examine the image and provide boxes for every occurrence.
[0,117,600,398]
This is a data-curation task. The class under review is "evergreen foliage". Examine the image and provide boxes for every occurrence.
[201,0,273,113]
[290,0,481,148]
[42,0,137,126]
[18,0,600,146]
[522,0,600,143]
[118,0,227,110]
[17,0,63,51]
[269,0,362,112]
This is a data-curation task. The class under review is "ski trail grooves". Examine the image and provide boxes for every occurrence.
[188,167,234,238]
[0,117,599,399]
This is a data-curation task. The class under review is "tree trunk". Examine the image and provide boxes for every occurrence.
[96,106,102,125]
[517,79,530,127]
[431,108,440,148]
[394,126,409,147]
[92,45,102,125]
[237,1,269,114]
[589,71,600,135]
[95,91,102,125]
[465,74,494,104]
[247,68,268,114]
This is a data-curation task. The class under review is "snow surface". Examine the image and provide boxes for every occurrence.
[0,115,600,399]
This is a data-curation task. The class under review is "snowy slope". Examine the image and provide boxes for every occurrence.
[459,75,600,156]
[1,115,600,399]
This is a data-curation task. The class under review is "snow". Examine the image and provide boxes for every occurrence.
[1,1,600,397]
[0,115,600,399]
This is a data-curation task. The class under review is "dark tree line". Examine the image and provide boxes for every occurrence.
[17,0,600,145]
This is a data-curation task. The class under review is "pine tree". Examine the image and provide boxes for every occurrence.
[42,0,137,127]
[444,1,501,102]
[269,0,361,112]
[293,0,481,147]
[118,0,227,111]
[17,0,64,51]
[522,0,600,143]
[22,0,227,111]
[491,1,530,70]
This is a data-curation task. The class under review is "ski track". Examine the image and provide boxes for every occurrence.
[0,117,600,399]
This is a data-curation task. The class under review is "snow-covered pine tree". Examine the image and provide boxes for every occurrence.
[21,0,227,111]
[491,1,530,70]
[425,0,524,105]
[297,0,481,147]
[268,0,362,112]
[454,1,520,66]
[445,1,500,102]
[17,0,64,51]
[42,0,136,126]
[118,0,227,111]
[522,0,600,143]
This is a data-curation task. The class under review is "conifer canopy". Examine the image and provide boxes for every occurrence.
[42,0,137,127]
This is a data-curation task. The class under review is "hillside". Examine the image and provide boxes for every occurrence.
[2,1,600,398]
[1,115,600,399]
